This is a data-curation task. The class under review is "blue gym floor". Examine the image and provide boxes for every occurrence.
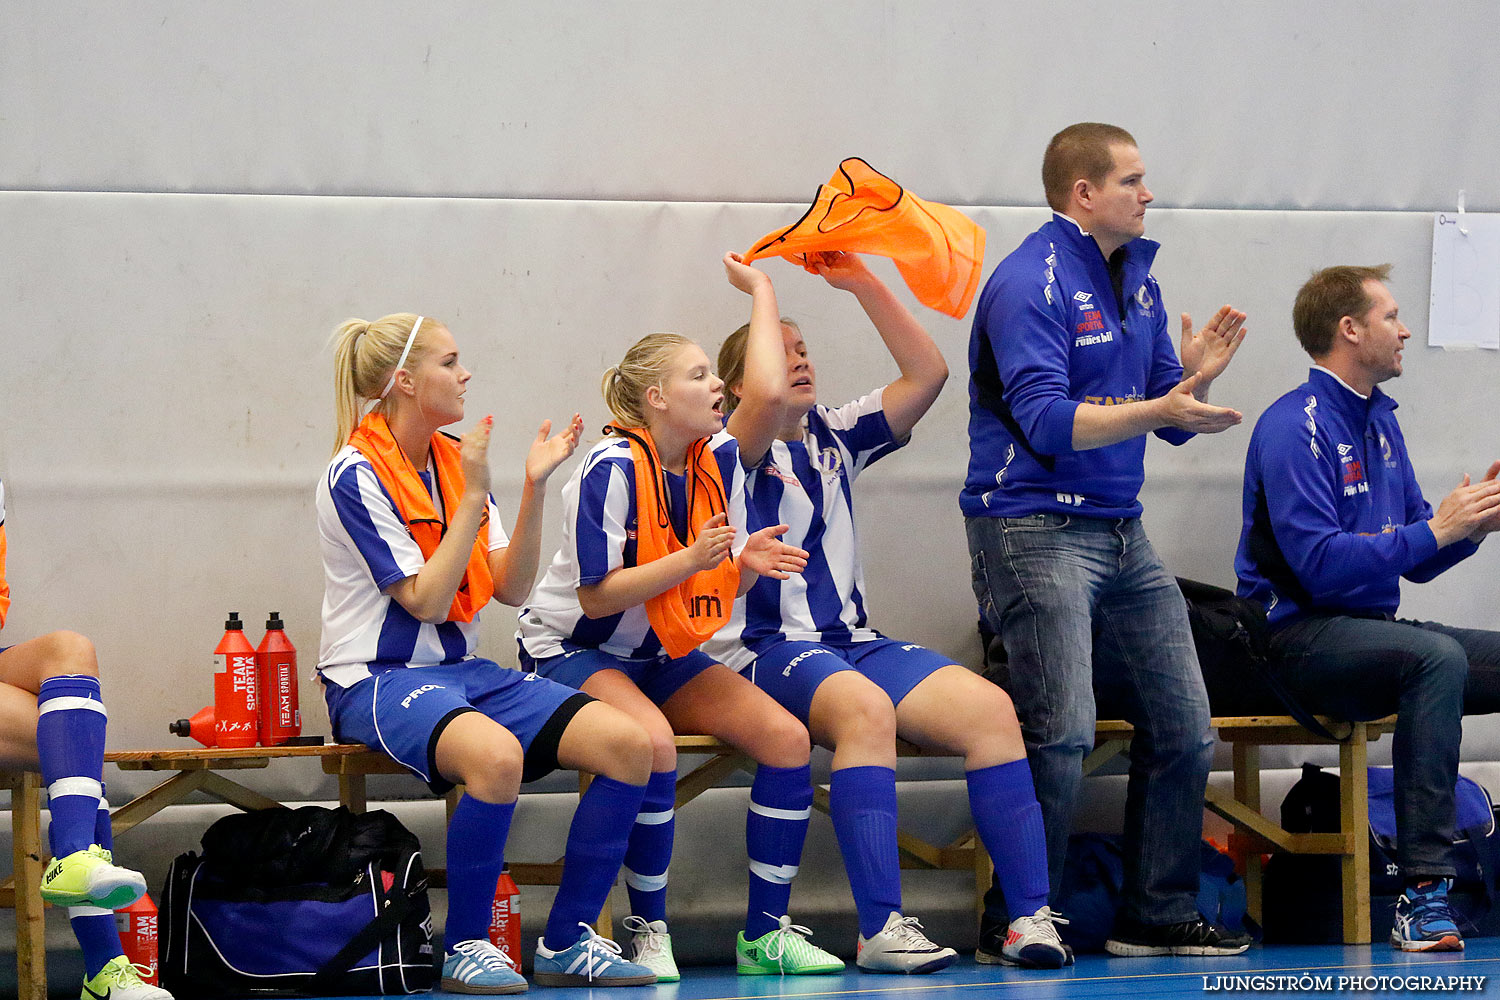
[305,939,1498,1000]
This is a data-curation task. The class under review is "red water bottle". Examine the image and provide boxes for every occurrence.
[213,612,259,748]
[116,893,159,984]
[256,612,301,746]
[169,705,217,747]
[487,868,521,967]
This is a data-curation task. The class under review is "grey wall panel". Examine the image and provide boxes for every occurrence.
[5,1,1496,210]
[2,191,1495,753]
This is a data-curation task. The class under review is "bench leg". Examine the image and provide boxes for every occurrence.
[1232,743,1263,927]
[12,772,47,1000]
[1339,724,1372,945]
[339,773,368,813]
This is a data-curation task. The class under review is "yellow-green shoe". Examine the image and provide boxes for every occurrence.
[736,915,844,975]
[81,956,173,999]
[42,845,146,909]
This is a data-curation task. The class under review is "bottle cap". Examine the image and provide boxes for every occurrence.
[266,611,284,630]
[169,719,190,736]
[225,611,243,631]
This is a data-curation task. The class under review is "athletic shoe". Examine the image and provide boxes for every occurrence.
[80,956,173,1000]
[996,905,1072,968]
[1391,879,1465,953]
[976,909,1077,966]
[856,911,957,973]
[1105,914,1252,957]
[441,939,528,994]
[532,923,656,987]
[736,914,844,975]
[42,845,147,909]
[622,914,680,983]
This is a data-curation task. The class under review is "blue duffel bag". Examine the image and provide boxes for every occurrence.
[160,805,436,997]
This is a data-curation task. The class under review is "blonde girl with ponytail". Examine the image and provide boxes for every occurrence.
[316,312,660,990]
[516,267,843,981]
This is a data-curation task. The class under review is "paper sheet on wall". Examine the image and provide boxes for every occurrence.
[1429,212,1500,349]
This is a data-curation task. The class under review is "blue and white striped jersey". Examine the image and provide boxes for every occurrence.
[316,445,509,687]
[517,429,748,661]
[705,389,903,671]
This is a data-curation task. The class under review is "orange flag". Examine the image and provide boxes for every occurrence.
[744,158,986,319]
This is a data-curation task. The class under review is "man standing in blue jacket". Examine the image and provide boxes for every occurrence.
[965,122,1251,960]
[1237,264,1500,952]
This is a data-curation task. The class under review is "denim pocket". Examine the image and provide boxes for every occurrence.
[999,512,1071,532]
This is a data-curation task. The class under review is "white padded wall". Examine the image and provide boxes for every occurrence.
[2,3,1497,758]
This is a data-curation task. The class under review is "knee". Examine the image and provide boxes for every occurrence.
[456,739,524,803]
[612,723,654,785]
[643,719,678,773]
[1419,635,1470,691]
[759,712,811,768]
[825,691,896,749]
[961,684,1023,751]
[40,631,98,678]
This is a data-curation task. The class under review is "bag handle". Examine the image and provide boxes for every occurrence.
[307,868,418,993]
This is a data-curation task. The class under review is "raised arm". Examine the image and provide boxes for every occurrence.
[722,251,790,467]
[384,416,494,623]
[809,251,948,440]
[489,414,584,605]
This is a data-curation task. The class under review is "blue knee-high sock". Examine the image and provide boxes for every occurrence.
[622,769,675,922]
[830,765,902,938]
[442,795,516,952]
[71,791,123,979]
[967,759,1050,917]
[544,775,646,950]
[38,675,107,858]
[744,763,812,940]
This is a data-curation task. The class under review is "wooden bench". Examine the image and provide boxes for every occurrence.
[1087,715,1398,946]
[4,715,1395,998]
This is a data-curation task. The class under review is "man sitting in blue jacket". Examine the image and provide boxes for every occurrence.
[1236,263,1500,953]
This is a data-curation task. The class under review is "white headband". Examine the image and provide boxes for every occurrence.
[378,315,424,400]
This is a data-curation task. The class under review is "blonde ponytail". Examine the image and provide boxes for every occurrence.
[601,333,693,432]
[328,312,438,456]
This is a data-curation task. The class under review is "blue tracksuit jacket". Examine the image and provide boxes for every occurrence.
[1235,366,1479,626]
[962,213,1191,519]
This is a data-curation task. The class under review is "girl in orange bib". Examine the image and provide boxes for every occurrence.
[318,312,659,990]
[518,274,842,980]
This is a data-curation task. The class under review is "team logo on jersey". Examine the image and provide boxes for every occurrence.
[1073,291,1093,305]
[1337,443,1353,457]
[814,446,844,479]
[1135,283,1155,314]
[1380,432,1395,467]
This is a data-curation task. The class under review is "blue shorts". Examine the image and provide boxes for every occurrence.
[521,645,718,708]
[744,636,953,722]
[324,658,591,793]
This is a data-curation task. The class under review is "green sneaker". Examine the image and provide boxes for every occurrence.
[736,915,844,975]
[42,845,146,910]
[80,956,173,999]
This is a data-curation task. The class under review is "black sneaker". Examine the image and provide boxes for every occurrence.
[1105,915,1251,957]
[975,911,1074,966]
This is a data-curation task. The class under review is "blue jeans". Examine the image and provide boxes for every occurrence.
[1268,615,1499,878]
[967,513,1213,926]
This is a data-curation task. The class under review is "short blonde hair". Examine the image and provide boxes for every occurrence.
[328,312,440,455]
[602,333,694,430]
